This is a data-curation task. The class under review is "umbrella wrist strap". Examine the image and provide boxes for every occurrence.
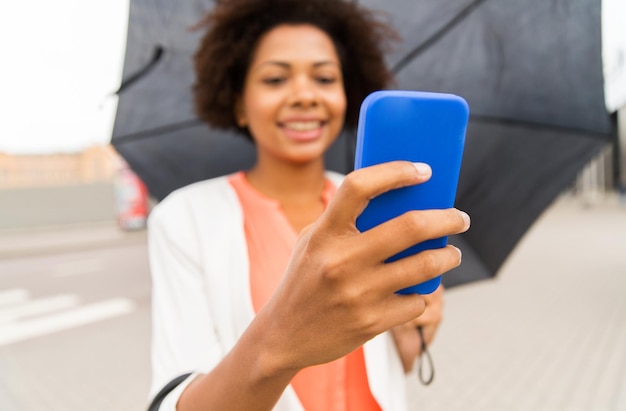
[148,373,192,411]
[416,326,435,385]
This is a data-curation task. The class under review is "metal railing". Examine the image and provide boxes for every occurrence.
[572,106,625,202]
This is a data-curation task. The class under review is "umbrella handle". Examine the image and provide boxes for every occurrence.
[416,326,435,385]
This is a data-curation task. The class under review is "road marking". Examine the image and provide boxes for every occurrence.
[0,294,80,323]
[0,298,136,346]
[0,289,30,307]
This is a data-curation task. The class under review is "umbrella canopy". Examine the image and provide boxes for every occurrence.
[112,0,615,287]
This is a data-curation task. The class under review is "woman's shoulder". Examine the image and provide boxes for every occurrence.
[149,175,238,224]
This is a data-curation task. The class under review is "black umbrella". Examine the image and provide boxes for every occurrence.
[111,0,615,287]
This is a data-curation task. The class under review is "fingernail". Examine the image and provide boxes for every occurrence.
[460,210,471,229]
[413,162,432,177]
[454,246,463,263]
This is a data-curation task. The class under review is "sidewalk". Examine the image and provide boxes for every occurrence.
[406,193,626,411]
[0,220,147,260]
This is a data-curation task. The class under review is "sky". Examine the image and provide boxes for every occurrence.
[602,0,626,112]
[0,0,129,155]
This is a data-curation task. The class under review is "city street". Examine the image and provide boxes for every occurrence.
[0,193,625,411]
[0,238,151,410]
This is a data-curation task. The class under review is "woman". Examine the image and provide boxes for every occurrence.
[148,0,470,410]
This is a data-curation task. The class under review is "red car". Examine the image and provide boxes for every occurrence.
[114,166,149,230]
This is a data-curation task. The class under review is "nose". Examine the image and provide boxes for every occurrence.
[288,75,318,108]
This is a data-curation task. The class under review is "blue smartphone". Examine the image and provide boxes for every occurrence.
[354,90,469,294]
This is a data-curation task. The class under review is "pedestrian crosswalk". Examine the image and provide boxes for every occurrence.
[0,293,79,323]
[0,288,136,347]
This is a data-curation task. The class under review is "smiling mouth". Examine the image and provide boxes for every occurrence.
[281,121,324,131]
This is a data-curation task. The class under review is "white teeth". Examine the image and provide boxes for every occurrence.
[284,121,321,131]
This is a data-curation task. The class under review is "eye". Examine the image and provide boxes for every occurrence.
[262,77,286,86]
[316,76,337,85]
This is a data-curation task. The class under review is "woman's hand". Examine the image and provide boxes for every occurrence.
[255,161,469,375]
[391,284,444,373]
[179,161,469,410]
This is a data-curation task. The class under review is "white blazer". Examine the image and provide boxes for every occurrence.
[148,173,408,410]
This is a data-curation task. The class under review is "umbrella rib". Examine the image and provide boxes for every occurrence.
[470,114,615,140]
[113,45,165,95]
[112,119,204,145]
[391,0,489,75]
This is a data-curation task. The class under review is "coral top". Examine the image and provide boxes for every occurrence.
[229,172,381,411]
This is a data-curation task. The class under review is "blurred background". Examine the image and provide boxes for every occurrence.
[1,0,625,410]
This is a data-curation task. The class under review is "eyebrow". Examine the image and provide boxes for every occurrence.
[255,60,340,70]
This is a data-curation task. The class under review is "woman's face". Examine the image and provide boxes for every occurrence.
[236,24,347,166]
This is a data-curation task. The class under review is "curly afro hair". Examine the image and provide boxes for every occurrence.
[192,0,399,138]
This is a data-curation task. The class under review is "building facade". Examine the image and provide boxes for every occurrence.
[0,145,120,189]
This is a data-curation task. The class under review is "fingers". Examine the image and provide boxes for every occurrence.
[359,208,470,264]
[388,285,444,372]
[379,293,428,331]
[396,286,444,329]
[377,285,440,335]
[412,286,444,327]
[321,161,432,232]
[390,322,422,372]
[372,245,462,294]
[319,160,469,266]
